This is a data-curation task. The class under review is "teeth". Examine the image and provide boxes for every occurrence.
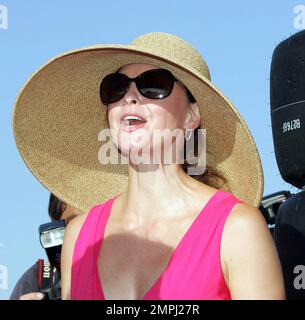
[123,115,146,122]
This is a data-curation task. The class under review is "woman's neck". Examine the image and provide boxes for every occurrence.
[116,163,209,226]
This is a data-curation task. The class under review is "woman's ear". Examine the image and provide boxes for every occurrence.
[184,102,201,130]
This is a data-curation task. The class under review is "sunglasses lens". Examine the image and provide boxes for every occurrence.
[100,73,129,104]
[138,69,174,99]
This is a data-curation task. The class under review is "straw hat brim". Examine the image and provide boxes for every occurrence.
[13,44,264,212]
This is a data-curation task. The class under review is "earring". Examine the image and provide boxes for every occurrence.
[185,129,193,141]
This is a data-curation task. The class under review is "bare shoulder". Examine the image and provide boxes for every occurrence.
[61,212,89,300]
[221,201,285,299]
[224,202,268,235]
[65,211,89,240]
[62,211,89,261]
[221,201,273,260]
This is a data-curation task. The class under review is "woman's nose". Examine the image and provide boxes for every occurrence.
[124,82,141,104]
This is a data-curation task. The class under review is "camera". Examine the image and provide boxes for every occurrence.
[38,220,66,300]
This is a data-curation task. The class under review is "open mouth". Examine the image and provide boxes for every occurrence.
[121,115,147,131]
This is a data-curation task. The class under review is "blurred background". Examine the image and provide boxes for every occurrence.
[0,0,303,299]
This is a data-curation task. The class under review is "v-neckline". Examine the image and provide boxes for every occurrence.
[95,190,222,300]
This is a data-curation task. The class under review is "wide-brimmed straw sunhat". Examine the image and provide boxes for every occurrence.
[13,32,264,212]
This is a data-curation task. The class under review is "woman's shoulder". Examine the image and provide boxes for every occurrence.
[210,187,262,221]
[61,196,115,300]
[225,200,265,230]
[218,189,268,256]
[220,200,285,299]
[221,199,272,262]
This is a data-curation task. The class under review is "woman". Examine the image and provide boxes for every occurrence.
[13,32,285,300]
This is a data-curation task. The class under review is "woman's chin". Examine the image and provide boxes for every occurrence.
[118,141,156,165]
[119,142,147,157]
[118,129,149,150]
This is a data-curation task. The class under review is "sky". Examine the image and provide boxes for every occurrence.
[0,0,303,299]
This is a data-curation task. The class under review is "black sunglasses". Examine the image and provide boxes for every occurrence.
[100,68,195,105]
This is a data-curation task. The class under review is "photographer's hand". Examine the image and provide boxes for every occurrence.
[19,292,45,300]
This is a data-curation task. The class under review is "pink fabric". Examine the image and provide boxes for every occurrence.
[71,190,243,300]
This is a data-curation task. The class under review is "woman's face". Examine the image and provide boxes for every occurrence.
[107,63,199,164]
